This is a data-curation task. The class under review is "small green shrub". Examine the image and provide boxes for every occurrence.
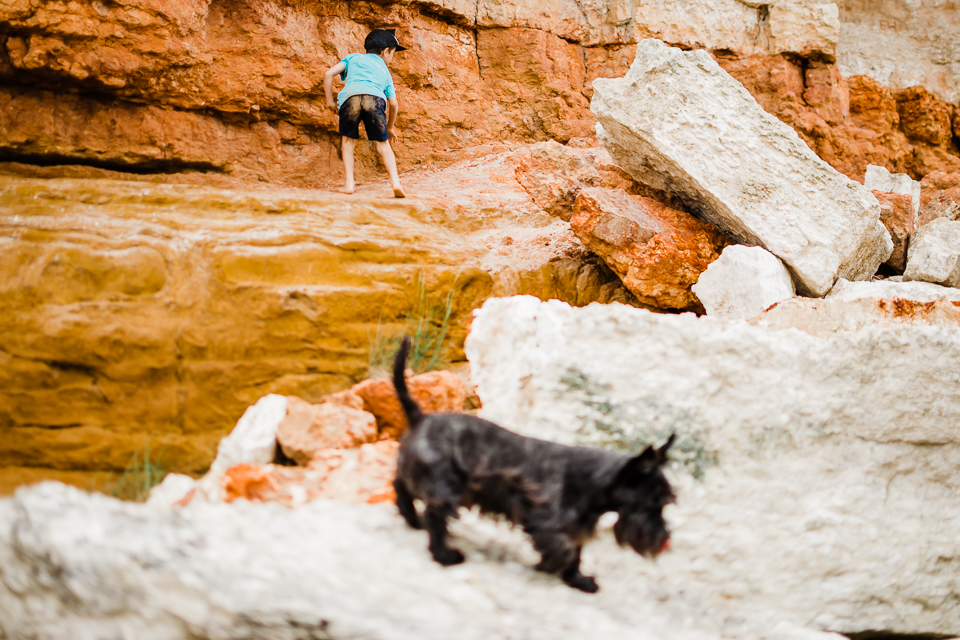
[105,441,168,502]
[368,273,459,379]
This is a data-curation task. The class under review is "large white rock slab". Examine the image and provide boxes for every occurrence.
[0,482,846,640]
[592,38,892,297]
[904,218,960,288]
[692,245,796,319]
[750,296,960,335]
[465,296,960,637]
[827,277,960,303]
[864,164,921,218]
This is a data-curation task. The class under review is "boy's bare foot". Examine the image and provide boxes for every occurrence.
[393,185,406,198]
[341,182,355,195]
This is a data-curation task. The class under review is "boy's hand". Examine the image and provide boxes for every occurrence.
[389,127,401,140]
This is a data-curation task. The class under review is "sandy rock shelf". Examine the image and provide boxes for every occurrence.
[0,146,638,486]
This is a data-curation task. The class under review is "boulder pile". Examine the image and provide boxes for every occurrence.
[592,39,892,297]
[149,371,466,508]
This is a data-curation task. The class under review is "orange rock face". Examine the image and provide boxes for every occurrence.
[895,87,955,148]
[512,140,636,221]
[277,394,378,465]
[919,172,960,227]
[571,188,728,311]
[871,191,915,272]
[352,370,466,439]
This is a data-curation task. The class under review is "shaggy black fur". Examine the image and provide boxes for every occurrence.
[392,337,676,593]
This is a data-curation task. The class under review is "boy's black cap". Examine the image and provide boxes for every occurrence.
[365,28,407,52]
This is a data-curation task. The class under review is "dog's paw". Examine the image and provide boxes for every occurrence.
[432,547,466,566]
[565,574,599,594]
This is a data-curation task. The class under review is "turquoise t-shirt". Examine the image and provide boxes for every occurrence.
[337,53,396,109]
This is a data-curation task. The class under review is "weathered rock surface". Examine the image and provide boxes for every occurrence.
[0,143,640,489]
[570,187,728,310]
[592,39,892,296]
[718,55,960,183]
[751,296,960,334]
[872,190,914,272]
[465,295,960,637]
[919,171,960,228]
[692,245,795,320]
[277,394,378,465]
[221,440,400,506]
[0,481,849,640]
[635,0,839,60]
[903,218,960,288]
[864,165,920,216]
[0,0,958,190]
[827,277,960,302]
[837,0,960,103]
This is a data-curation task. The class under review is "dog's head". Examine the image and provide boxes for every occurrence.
[608,434,676,557]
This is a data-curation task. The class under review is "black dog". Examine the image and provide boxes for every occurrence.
[391,337,676,592]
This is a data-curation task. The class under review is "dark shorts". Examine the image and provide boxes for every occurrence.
[338,94,389,142]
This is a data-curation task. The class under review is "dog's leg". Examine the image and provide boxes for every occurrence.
[424,504,465,566]
[559,546,598,593]
[530,530,599,593]
[394,478,422,529]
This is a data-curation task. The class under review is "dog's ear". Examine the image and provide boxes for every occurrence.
[656,434,676,465]
[616,435,675,485]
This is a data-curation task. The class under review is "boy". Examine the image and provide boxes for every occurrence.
[324,29,406,198]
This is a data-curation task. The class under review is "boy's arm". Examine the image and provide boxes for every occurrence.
[387,96,399,138]
[323,62,346,108]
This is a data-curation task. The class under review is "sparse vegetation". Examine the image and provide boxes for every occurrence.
[367,273,460,379]
[102,441,168,502]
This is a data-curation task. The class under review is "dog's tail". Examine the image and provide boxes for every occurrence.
[393,336,425,431]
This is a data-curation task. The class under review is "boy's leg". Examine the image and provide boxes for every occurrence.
[374,140,405,198]
[338,96,363,194]
[341,136,356,194]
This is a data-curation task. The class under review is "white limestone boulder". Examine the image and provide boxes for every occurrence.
[864,164,921,218]
[750,296,960,335]
[465,296,960,638]
[827,277,960,302]
[692,245,796,319]
[1,482,847,640]
[903,218,960,288]
[197,393,287,501]
[591,38,892,297]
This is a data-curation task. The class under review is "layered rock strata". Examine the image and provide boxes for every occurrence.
[0,144,639,488]
[592,39,892,296]
[692,245,795,320]
[0,0,959,188]
[465,295,960,637]
[750,296,960,334]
